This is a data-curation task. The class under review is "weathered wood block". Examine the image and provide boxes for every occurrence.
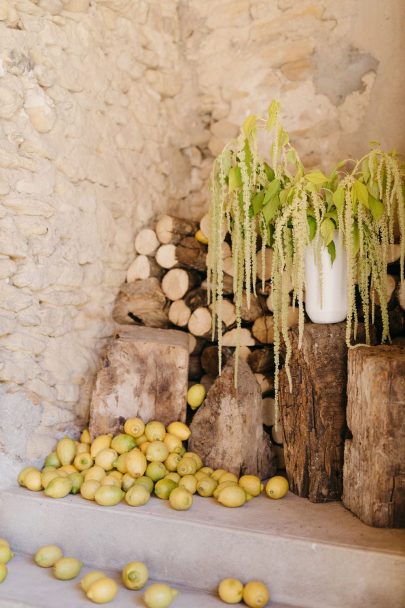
[89,325,189,438]
[278,323,348,502]
[189,357,276,479]
[343,345,405,528]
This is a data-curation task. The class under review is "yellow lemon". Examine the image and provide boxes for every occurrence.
[86,577,118,604]
[94,485,124,506]
[195,229,209,245]
[211,469,227,481]
[84,466,106,483]
[165,472,180,484]
[122,561,149,590]
[218,578,244,604]
[169,487,193,511]
[178,475,197,494]
[155,478,177,500]
[146,441,169,463]
[133,476,154,494]
[56,437,76,466]
[163,433,183,454]
[194,471,208,482]
[125,484,150,507]
[76,443,89,455]
[187,384,206,410]
[24,470,43,492]
[44,451,61,468]
[217,485,246,508]
[41,469,60,488]
[0,564,7,583]
[219,472,239,484]
[122,473,136,492]
[45,476,72,499]
[146,461,166,482]
[242,581,270,607]
[213,481,237,499]
[265,476,289,500]
[95,448,117,471]
[166,421,190,441]
[124,417,145,439]
[143,583,178,608]
[183,452,203,470]
[115,453,128,474]
[80,480,100,501]
[140,441,151,455]
[111,434,137,454]
[239,475,263,497]
[34,545,63,568]
[176,457,197,477]
[126,449,147,478]
[0,546,14,564]
[17,466,38,487]
[81,429,91,444]
[0,539,10,549]
[200,466,214,476]
[58,465,77,475]
[80,570,106,592]
[74,453,93,471]
[90,434,112,459]
[145,421,166,442]
[54,557,82,580]
[164,453,181,472]
[101,474,121,488]
[196,477,217,497]
[135,434,148,447]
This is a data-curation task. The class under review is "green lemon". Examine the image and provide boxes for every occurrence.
[94,485,124,506]
[143,583,178,608]
[133,476,154,494]
[80,570,106,592]
[86,577,118,604]
[0,564,7,583]
[44,451,61,468]
[44,476,72,499]
[169,487,193,511]
[155,478,177,500]
[146,461,167,482]
[115,453,128,474]
[111,434,137,454]
[122,561,149,590]
[53,557,82,580]
[69,472,83,494]
[125,484,150,507]
[34,545,63,568]
[74,453,93,471]
[122,473,136,492]
[165,472,180,484]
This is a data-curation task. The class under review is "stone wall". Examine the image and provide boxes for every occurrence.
[1,0,404,486]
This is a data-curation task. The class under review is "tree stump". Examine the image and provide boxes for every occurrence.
[189,357,276,479]
[278,323,348,502]
[89,325,189,438]
[343,346,405,528]
[112,278,169,328]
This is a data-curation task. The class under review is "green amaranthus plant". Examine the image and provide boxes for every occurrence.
[207,101,405,413]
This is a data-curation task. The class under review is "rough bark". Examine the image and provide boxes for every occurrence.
[175,237,207,272]
[201,345,233,376]
[189,357,276,479]
[112,278,169,328]
[343,346,405,528]
[278,323,348,502]
[248,348,275,374]
[89,325,188,437]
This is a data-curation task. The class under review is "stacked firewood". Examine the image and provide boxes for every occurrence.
[112,214,285,468]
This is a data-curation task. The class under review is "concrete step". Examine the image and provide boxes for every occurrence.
[1,487,404,608]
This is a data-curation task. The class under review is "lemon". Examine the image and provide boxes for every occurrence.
[155,478,177,500]
[115,453,128,474]
[165,472,180,484]
[102,474,121,488]
[0,564,7,583]
[81,429,91,444]
[194,471,208,482]
[195,229,209,245]
[179,474,197,494]
[146,441,169,463]
[34,545,63,568]
[87,577,118,604]
[58,465,77,475]
[135,434,148,447]
[125,484,150,507]
[213,481,237,499]
[76,442,89,455]
[44,451,61,468]
[176,457,197,476]
[124,417,145,439]
[109,470,123,482]
[54,557,82,580]
[242,581,270,607]
[41,469,60,488]
[219,472,239,484]
[166,421,190,441]
[24,470,43,492]
[218,578,244,604]
[90,434,113,459]
[163,433,183,454]
[94,485,124,506]
[187,384,206,410]
[169,487,193,511]
[74,453,93,471]
[143,583,178,608]
[211,468,227,481]
[126,449,147,478]
[197,477,217,497]
[0,539,10,548]
[184,452,203,470]
[80,570,106,592]
[80,480,100,501]
[45,476,72,499]
[111,434,137,454]
[140,441,151,455]
[69,472,83,494]
[164,453,181,472]
[84,466,106,483]
[122,561,149,590]
[122,473,135,492]
[145,421,166,442]
[239,475,263,497]
[217,485,246,508]
[146,461,167,482]
[200,466,214,476]
[0,545,14,564]
[265,476,289,500]
[18,466,38,487]
[95,448,117,471]
[56,437,77,466]
[133,476,154,494]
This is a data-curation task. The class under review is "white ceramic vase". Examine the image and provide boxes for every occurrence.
[304,234,347,324]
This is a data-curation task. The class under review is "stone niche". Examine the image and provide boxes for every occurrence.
[0,0,404,486]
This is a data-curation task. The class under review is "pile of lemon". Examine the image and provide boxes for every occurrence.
[17,417,289,511]
[0,538,13,584]
[218,578,270,607]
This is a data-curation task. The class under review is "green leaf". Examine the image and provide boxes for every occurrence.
[228,166,242,192]
[368,194,385,221]
[354,179,369,207]
[361,158,370,182]
[327,240,336,264]
[368,180,380,198]
[306,171,329,185]
[352,222,360,257]
[267,100,280,129]
[325,210,338,225]
[320,218,335,246]
[307,216,317,241]
[332,186,345,213]
[244,139,252,177]
[264,163,275,181]
[279,189,288,205]
[262,195,280,224]
[252,191,265,216]
[263,179,281,205]
[243,115,257,138]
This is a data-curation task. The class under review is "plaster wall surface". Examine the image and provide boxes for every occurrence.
[0,0,403,485]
